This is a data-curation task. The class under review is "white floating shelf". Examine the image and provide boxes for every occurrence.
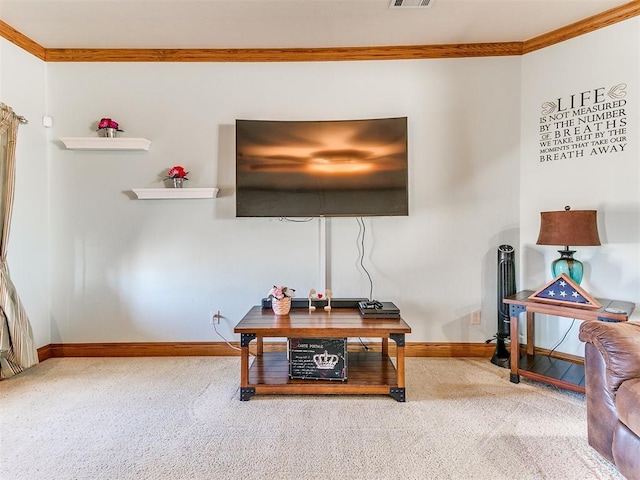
[61,137,151,151]
[132,188,219,199]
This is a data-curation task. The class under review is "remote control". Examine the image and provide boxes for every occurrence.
[605,307,626,314]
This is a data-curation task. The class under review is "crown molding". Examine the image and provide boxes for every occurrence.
[43,42,522,62]
[0,19,45,60]
[523,0,640,54]
[1,2,639,62]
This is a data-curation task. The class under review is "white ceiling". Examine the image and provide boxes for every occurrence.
[0,0,633,50]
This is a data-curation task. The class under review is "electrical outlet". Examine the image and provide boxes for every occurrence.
[210,311,221,325]
[471,310,481,325]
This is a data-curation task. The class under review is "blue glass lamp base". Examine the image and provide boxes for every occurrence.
[551,249,583,284]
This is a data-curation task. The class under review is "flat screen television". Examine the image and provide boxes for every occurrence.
[235,117,408,217]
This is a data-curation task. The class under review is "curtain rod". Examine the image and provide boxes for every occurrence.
[0,103,28,124]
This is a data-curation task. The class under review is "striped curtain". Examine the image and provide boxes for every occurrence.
[0,103,38,378]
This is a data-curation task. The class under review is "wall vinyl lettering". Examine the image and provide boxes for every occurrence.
[539,83,628,162]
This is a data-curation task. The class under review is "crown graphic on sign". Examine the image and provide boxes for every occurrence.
[313,350,339,370]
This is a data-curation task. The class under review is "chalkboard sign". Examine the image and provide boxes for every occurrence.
[288,338,347,381]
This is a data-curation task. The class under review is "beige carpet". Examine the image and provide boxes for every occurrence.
[0,356,623,480]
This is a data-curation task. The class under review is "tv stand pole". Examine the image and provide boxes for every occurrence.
[319,216,330,293]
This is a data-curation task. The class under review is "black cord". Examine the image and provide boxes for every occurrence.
[356,217,374,300]
[547,318,576,359]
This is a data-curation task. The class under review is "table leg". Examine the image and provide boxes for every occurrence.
[240,333,256,401]
[509,313,520,384]
[526,311,535,356]
[390,333,406,402]
[256,335,264,356]
[507,303,527,384]
[382,337,389,357]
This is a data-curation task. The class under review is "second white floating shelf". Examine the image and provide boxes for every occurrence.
[132,188,219,199]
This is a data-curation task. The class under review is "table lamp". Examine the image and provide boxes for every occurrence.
[536,206,601,284]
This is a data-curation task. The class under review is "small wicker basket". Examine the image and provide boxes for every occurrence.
[272,297,292,315]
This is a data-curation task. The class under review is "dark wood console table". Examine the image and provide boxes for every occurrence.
[504,291,635,393]
[233,306,411,401]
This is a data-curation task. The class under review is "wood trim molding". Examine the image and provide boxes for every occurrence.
[37,341,496,361]
[406,342,495,358]
[2,2,638,63]
[39,342,238,359]
[0,20,46,60]
[37,341,582,364]
[523,1,640,54]
[517,344,584,365]
[37,344,54,362]
[44,42,522,63]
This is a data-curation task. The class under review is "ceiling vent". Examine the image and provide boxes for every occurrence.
[389,0,434,8]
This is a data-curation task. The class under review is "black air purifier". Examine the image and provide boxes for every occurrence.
[491,244,516,368]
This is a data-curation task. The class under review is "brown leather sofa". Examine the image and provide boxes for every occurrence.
[579,320,640,480]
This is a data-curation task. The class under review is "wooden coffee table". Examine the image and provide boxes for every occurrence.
[234,306,412,401]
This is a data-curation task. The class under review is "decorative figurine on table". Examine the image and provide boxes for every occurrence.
[308,289,318,311]
[308,289,333,311]
[324,289,332,311]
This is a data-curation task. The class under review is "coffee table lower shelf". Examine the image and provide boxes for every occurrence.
[244,351,402,399]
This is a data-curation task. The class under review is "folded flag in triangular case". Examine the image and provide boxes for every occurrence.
[528,273,601,309]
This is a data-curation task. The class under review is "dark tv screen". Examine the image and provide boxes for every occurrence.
[235,117,408,217]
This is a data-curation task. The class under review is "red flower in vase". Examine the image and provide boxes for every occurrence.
[166,165,189,180]
[96,118,123,132]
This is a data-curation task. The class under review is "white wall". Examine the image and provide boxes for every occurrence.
[520,19,640,355]
[0,39,50,348]
[44,57,521,345]
[0,18,640,353]
[7,18,637,351]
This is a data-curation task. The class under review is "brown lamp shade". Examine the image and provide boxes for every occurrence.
[536,208,601,247]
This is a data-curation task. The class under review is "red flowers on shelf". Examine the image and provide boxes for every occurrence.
[97,117,123,132]
[166,165,189,180]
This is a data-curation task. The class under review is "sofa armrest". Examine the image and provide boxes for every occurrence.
[578,321,640,392]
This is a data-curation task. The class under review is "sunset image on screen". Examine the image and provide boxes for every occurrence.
[236,117,408,217]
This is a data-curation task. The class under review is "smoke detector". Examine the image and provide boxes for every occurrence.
[389,0,434,8]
